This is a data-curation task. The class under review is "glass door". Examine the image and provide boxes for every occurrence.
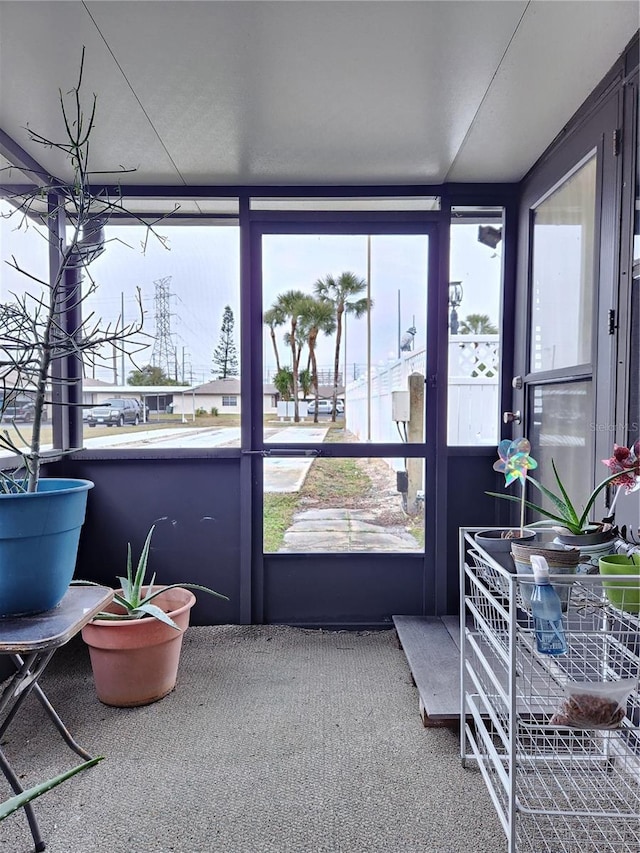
[250,220,440,627]
[512,93,620,524]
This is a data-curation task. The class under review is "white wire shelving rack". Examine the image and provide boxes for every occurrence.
[459,527,640,853]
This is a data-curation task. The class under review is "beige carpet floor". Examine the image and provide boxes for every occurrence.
[0,625,504,853]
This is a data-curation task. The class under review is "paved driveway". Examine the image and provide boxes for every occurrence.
[81,425,328,492]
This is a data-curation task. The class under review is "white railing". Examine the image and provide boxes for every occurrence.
[345,335,499,446]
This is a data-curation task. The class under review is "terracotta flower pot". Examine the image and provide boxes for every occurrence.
[81,586,196,707]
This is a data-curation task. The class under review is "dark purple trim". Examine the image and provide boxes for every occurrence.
[0,129,56,188]
[239,196,258,624]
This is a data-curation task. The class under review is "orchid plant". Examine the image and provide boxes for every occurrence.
[488,439,640,537]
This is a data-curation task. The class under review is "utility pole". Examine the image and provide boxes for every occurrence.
[150,276,175,378]
[121,291,125,385]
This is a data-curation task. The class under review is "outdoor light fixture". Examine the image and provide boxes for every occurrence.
[448,281,463,335]
[478,225,502,250]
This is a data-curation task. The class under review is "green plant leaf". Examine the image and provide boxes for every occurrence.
[525,477,576,524]
[485,491,584,534]
[132,602,179,629]
[115,577,134,605]
[551,461,581,524]
[576,470,626,531]
[141,582,230,605]
[0,757,103,822]
[132,525,155,597]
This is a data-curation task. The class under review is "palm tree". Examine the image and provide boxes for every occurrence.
[458,313,499,335]
[263,304,285,375]
[298,368,312,401]
[273,366,294,401]
[276,289,309,422]
[314,271,371,422]
[298,297,336,423]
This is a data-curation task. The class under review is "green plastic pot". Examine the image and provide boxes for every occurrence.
[598,554,640,614]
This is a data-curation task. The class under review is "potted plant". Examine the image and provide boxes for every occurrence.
[598,552,640,614]
[487,440,640,540]
[80,526,229,707]
[597,523,640,614]
[0,52,166,616]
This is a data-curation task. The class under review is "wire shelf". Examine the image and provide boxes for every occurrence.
[461,528,640,853]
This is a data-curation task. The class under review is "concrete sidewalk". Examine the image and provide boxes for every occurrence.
[279,508,421,552]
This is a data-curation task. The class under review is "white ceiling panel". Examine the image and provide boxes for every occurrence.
[448,0,640,181]
[0,1,637,189]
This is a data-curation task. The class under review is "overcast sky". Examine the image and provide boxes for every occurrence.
[1,202,501,385]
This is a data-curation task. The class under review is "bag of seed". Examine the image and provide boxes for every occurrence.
[549,678,638,730]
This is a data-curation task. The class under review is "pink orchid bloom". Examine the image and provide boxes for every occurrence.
[601,441,640,494]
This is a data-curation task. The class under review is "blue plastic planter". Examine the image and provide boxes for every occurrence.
[0,478,94,617]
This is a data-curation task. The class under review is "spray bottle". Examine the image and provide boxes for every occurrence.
[529,555,567,656]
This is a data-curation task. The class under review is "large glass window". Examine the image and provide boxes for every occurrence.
[528,381,593,522]
[262,233,428,445]
[447,212,503,445]
[81,223,240,449]
[530,155,597,373]
[0,198,52,452]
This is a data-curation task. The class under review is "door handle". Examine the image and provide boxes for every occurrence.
[241,449,321,457]
[503,411,522,425]
[264,449,320,457]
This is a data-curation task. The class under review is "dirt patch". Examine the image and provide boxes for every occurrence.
[297,453,412,528]
[354,456,409,525]
[293,427,423,537]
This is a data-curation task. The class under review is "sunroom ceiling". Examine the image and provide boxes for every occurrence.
[0,1,637,190]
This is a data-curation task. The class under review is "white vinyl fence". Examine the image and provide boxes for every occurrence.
[345,335,499,446]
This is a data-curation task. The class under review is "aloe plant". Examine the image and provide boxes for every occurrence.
[487,460,625,536]
[0,758,103,822]
[81,525,229,629]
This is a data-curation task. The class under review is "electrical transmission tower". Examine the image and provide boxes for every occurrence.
[150,276,175,378]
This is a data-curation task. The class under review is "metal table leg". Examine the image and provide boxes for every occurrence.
[0,748,45,852]
[6,655,92,760]
[0,651,93,851]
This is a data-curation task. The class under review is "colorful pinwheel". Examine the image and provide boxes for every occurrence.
[493,438,538,486]
[492,438,537,535]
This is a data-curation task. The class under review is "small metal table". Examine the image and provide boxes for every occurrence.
[0,586,112,852]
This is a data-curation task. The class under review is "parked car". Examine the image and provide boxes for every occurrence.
[307,399,344,415]
[0,397,39,423]
[86,398,141,427]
